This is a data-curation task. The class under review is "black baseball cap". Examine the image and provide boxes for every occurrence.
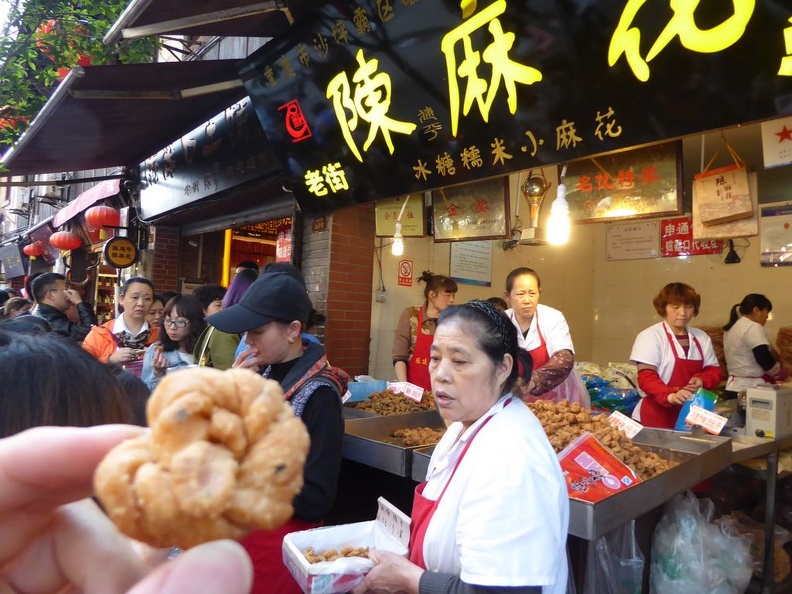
[205,271,312,334]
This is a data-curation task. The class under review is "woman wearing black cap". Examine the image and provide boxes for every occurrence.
[206,271,349,594]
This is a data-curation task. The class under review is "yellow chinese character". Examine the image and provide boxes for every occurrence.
[323,162,349,192]
[297,44,310,67]
[423,122,442,140]
[313,33,329,60]
[280,56,295,78]
[305,170,328,196]
[780,17,792,75]
[418,107,437,122]
[441,0,543,135]
[353,7,371,34]
[414,159,431,180]
[326,49,417,162]
[332,20,350,45]
[594,106,622,140]
[436,152,456,175]
[460,145,483,168]
[264,66,276,86]
[491,138,512,165]
[609,0,755,81]
[556,119,582,150]
[377,0,395,22]
[521,130,541,156]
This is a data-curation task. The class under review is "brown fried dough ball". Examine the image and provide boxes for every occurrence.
[94,367,310,549]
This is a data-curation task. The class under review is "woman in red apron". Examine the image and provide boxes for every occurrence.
[392,271,457,392]
[354,301,568,594]
[504,267,589,406]
[629,283,722,429]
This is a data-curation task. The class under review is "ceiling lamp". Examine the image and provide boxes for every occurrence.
[546,164,570,246]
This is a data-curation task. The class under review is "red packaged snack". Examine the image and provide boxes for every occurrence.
[557,432,641,502]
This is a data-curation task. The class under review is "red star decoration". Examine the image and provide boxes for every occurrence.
[776,125,792,143]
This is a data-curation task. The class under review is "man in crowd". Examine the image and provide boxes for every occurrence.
[32,272,97,342]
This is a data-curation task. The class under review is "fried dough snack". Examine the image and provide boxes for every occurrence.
[304,546,370,564]
[94,367,310,549]
[350,389,436,415]
[393,427,446,446]
[527,400,677,480]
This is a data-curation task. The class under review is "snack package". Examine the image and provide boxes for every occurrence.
[557,432,641,503]
[674,387,718,432]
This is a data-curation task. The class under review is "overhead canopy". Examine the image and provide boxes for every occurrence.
[103,0,315,44]
[0,60,247,176]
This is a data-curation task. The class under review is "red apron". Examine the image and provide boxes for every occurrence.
[640,328,705,429]
[407,307,433,392]
[241,517,322,594]
[526,311,551,371]
[409,399,511,569]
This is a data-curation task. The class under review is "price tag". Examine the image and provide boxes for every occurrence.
[387,381,424,402]
[608,411,644,439]
[685,405,728,435]
[341,390,351,404]
[376,497,411,548]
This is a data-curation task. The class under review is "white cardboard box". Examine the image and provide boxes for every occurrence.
[282,498,410,594]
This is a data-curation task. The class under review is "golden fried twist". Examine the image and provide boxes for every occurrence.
[94,368,310,549]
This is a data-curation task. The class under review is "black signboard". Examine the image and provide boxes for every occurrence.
[139,98,282,221]
[239,0,792,213]
[0,243,26,279]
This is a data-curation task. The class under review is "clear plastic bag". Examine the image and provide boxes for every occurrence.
[583,520,645,594]
[650,491,752,594]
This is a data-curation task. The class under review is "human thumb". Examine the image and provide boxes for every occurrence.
[127,540,252,594]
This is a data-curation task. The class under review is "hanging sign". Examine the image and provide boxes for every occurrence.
[103,237,138,269]
[397,259,413,287]
[239,0,792,212]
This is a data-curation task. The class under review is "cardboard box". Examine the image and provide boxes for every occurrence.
[283,498,410,594]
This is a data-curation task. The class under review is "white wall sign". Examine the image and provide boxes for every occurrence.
[605,221,659,261]
[450,240,492,287]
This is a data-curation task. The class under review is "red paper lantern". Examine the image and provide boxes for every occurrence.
[85,205,120,229]
[22,241,44,257]
[50,231,82,251]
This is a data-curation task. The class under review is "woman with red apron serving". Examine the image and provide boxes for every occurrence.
[629,282,722,429]
[354,301,569,594]
[503,267,590,407]
[393,271,457,392]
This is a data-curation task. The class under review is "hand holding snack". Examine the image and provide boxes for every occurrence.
[94,367,310,549]
[152,345,168,377]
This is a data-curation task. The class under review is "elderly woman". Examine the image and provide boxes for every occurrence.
[207,271,349,594]
[393,271,457,391]
[630,282,722,428]
[355,301,568,594]
[503,267,589,405]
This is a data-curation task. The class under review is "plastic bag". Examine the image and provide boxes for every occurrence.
[540,369,592,408]
[650,491,752,594]
[583,520,645,594]
[674,387,718,431]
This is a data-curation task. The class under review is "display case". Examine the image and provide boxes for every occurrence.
[94,269,117,324]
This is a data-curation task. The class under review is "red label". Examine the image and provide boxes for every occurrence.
[398,259,413,287]
[660,216,722,257]
[278,99,313,143]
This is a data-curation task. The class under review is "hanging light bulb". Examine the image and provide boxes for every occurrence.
[392,220,404,256]
[547,165,570,245]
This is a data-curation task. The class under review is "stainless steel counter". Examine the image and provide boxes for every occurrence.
[342,411,445,477]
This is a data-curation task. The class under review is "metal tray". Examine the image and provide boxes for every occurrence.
[412,446,435,482]
[342,411,446,477]
[569,427,733,540]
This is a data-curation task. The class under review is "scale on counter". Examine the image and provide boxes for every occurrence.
[745,384,792,439]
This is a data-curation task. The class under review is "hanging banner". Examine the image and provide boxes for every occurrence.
[239,0,792,212]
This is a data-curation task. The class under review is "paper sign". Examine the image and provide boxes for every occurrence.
[341,391,351,404]
[685,404,728,435]
[376,497,411,548]
[608,411,644,439]
[387,381,424,402]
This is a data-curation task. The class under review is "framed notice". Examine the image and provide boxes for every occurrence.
[605,221,659,261]
[760,203,792,266]
[375,194,426,237]
[565,141,682,223]
[432,177,509,242]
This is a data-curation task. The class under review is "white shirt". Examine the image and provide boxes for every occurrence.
[505,303,575,355]
[724,317,771,392]
[421,396,569,592]
[629,322,719,421]
[113,314,150,338]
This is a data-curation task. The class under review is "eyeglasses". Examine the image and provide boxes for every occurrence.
[163,318,189,328]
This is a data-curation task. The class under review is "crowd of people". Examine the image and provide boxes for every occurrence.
[1,260,786,593]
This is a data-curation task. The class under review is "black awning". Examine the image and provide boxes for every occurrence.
[103,0,315,43]
[0,60,247,176]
